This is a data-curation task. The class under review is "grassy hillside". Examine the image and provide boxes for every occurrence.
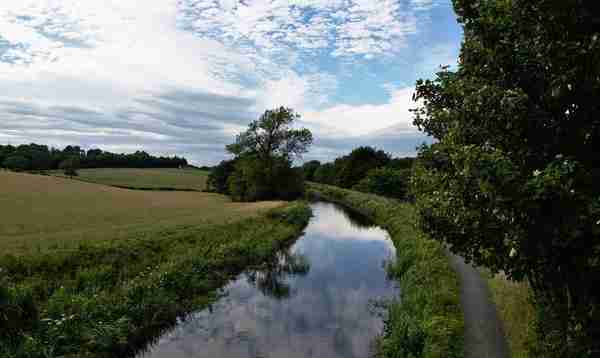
[50,168,209,191]
[307,183,464,358]
[0,170,311,357]
[1,171,279,254]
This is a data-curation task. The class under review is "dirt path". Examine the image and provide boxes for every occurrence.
[448,253,510,358]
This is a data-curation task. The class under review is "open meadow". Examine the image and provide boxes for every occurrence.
[49,167,209,191]
[0,170,311,357]
[1,171,277,254]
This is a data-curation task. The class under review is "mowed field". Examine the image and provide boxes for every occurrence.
[0,170,282,254]
[50,167,209,190]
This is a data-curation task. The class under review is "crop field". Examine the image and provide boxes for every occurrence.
[50,167,209,191]
[0,170,311,357]
[1,171,279,254]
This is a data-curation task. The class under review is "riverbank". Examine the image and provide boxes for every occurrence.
[1,200,312,357]
[307,183,464,358]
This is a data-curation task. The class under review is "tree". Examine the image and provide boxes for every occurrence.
[313,162,336,185]
[226,107,312,162]
[2,155,30,171]
[301,160,321,181]
[59,156,80,177]
[221,107,313,202]
[206,159,237,194]
[353,167,411,200]
[411,1,600,356]
[336,146,390,188]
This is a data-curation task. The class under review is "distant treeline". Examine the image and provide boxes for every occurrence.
[0,143,188,171]
[302,146,415,200]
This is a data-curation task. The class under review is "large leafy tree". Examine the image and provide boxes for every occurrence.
[226,107,312,162]
[336,146,391,188]
[218,107,312,201]
[411,0,600,356]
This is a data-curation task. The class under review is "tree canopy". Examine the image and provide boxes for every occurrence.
[411,0,600,356]
[226,107,312,161]
[209,107,312,202]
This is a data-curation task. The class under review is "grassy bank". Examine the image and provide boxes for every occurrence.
[49,168,208,191]
[1,170,311,357]
[307,183,464,358]
[482,270,537,358]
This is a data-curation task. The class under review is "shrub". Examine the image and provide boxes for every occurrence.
[2,155,30,172]
[353,167,411,200]
[206,159,237,194]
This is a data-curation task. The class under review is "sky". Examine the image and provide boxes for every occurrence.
[0,0,462,165]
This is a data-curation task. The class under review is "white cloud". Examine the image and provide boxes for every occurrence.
[0,0,443,163]
[302,86,419,137]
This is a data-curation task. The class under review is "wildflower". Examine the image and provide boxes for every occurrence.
[533,169,541,177]
[509,248,517,258]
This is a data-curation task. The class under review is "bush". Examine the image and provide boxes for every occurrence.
[313,162,336,184]
[227,156,304,202]
[353,167,411,200]
[206,159,237,194]
[301,160,321,181]
[3,155,30,171]
[59,156,80,177]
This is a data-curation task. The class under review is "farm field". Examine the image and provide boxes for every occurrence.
[0,171,279,254]
[49,167,209,191]
[0,169,310,357]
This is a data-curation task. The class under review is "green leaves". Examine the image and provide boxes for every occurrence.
[413,1,600,355]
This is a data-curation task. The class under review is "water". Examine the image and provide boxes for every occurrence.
[141,202,399,358]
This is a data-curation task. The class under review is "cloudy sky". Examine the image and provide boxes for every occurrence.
[0,0,462,164]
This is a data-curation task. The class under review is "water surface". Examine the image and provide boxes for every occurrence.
[142,202,399,358]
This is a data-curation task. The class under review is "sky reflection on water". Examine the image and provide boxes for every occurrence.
[142,202,399,358]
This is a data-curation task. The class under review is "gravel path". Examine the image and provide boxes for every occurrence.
[448,253,511,358]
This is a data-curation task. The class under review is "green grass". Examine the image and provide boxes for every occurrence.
[0,171,311,357]
[481,269,537,358]
[49,168,209,191]
[307,183,464,358]
[1,171,282,254]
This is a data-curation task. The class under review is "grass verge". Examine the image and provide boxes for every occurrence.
[0,202,312,358]
[307,183,464,358]
[481,269,537,357]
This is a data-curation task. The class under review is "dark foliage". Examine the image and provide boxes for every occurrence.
[412,0,600,356]
[209,107,312,202]
[206,159,237,194]
[301,160,321,181]
[0,143,187,171]
[59,156,80,177]
[313,162,336,185]
[311,146,414,200]
[336,146,391,189]
[353,167,411,200]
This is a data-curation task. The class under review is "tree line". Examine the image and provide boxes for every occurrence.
[0,143,188,171]
[304,146,415,200]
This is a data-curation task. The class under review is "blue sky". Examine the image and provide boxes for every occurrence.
[0,0,462,164]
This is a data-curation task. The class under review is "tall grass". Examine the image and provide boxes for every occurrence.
[0,202,312,358]
[481,269,537,357]
[307,183,464,358]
